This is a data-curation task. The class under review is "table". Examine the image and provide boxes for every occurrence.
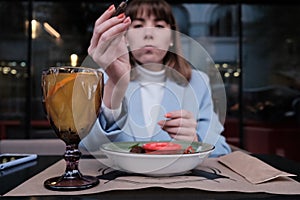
[0,154,299,200]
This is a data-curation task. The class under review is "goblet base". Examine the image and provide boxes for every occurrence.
[44,175,99,191]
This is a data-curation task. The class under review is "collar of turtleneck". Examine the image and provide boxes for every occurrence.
[136,64,166,83]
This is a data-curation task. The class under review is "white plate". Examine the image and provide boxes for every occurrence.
[100,141,214,176]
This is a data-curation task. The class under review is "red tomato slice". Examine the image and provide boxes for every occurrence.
[142,142,182,152]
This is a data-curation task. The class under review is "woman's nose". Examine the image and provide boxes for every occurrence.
[143,27,154,40]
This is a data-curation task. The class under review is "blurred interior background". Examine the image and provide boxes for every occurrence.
[0,0,299,162]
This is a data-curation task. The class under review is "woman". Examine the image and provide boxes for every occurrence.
[81,0,231,157]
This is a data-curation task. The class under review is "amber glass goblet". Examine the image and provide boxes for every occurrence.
[41,66,103,191]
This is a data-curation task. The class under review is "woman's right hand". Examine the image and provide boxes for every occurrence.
[88,5,131,83]
[88,5,132,109]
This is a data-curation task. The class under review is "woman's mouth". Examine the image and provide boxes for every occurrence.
[140,45,156,53]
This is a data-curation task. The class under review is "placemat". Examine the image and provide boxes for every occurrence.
[4,154,300,196]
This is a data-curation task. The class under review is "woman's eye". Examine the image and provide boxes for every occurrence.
[155,25,165,29]
[133,24,143,28]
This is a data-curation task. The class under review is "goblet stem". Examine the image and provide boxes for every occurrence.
[43,143,99,191]
[64,144,82,178]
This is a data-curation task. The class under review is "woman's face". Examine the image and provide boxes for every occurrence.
[126,13,172,65]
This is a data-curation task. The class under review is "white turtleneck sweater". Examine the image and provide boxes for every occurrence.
[102,65,166,136]
[136,65,166,136]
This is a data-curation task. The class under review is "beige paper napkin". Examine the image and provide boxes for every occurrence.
[218,151,296,184]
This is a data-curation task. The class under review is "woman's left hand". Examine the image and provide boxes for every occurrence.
[157,110,198,142]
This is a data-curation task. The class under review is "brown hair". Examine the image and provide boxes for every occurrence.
[125,0,191,83]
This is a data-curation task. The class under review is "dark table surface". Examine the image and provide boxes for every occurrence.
[0,154,300,200]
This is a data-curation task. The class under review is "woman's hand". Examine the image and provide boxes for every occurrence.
[88,5,132,109]
[88,4,131,83]
[158,110,198,142]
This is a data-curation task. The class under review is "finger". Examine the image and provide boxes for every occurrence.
[89,5,115,51]
[167,125,195,134]
[158,118,196,128]
[168,132,198,142]
[159,118,182,127]
[95,4,116,26]
[89,14,128,55]
[163,127,197,137]
[97,16,130,51]
[89,17,131,68]
[165,110,193,119]
[165,127,196,138]
[91,18,131,68]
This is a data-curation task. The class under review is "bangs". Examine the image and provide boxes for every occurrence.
[126,0,175,26]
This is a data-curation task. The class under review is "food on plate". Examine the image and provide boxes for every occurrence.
[129,144,146,153]
[129,142,196,154]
